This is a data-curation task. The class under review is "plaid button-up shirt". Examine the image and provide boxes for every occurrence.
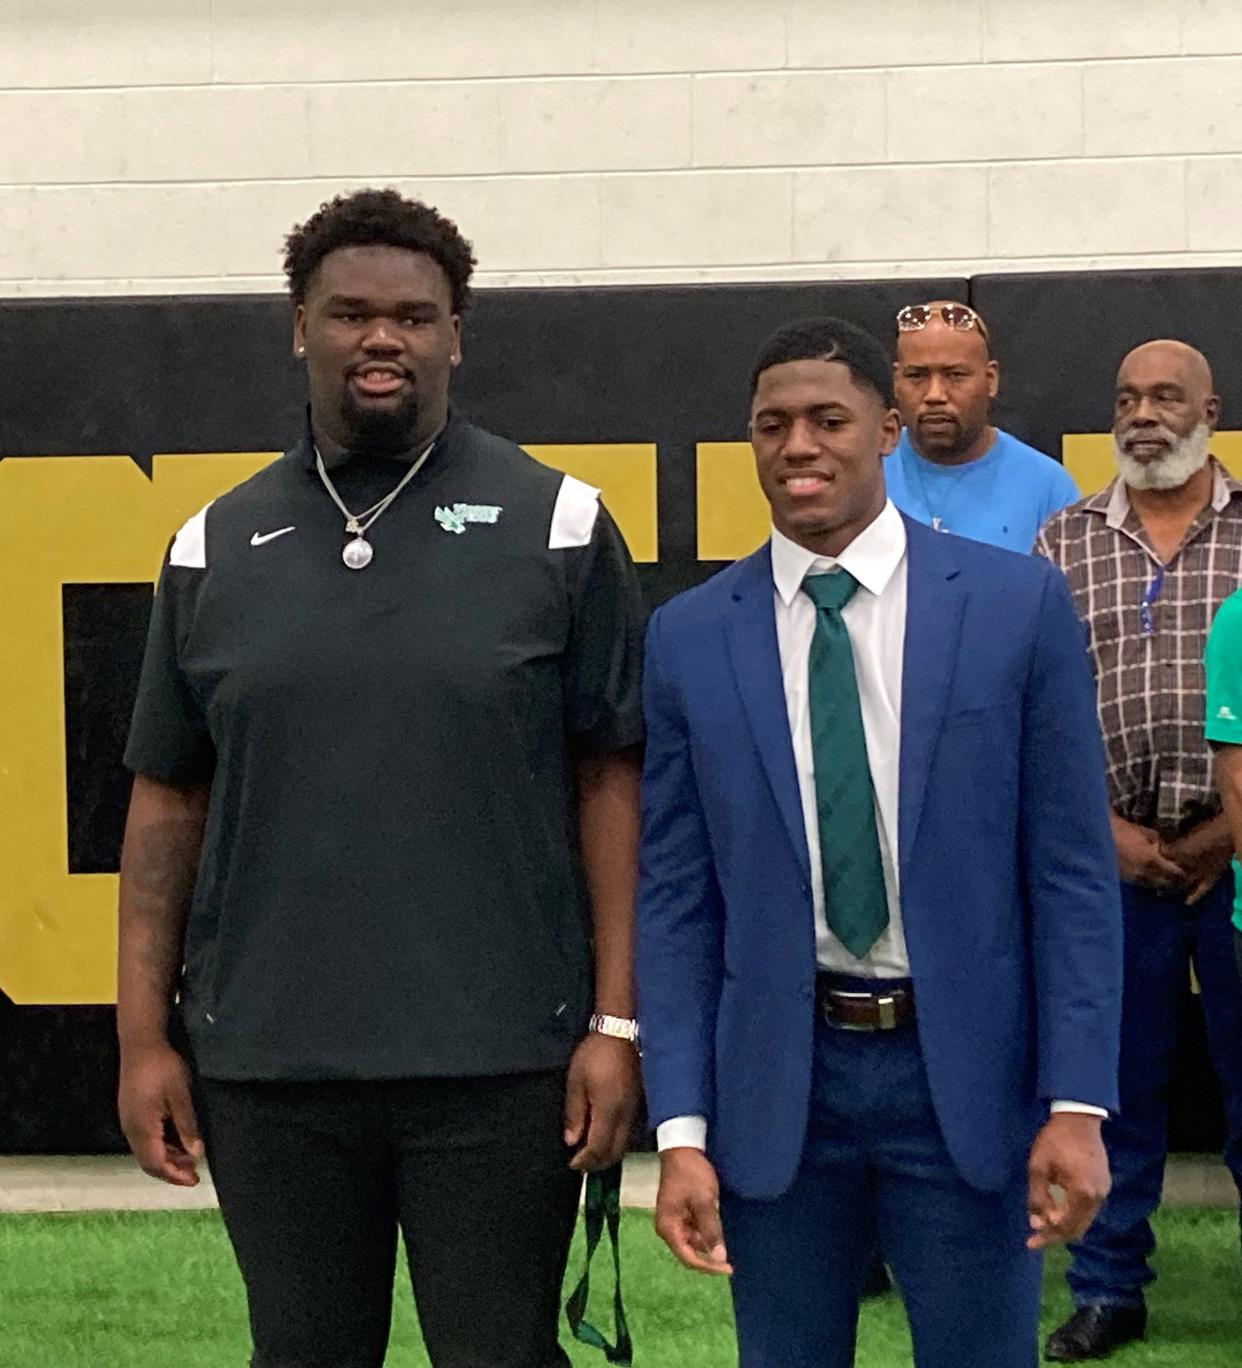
[1035,460,1242,837]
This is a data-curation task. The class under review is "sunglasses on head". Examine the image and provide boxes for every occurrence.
[896,303,989,341]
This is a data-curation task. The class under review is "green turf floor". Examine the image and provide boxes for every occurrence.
[0,1207,1237,1366]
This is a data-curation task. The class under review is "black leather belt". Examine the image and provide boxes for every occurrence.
[816,974,915,1031]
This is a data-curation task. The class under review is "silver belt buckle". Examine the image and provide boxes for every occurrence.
[825,988,879,1032]
[876,994,898,1031]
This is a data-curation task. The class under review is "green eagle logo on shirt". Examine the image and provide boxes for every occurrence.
[435,504,502,535]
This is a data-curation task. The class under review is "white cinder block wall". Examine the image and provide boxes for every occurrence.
[2,0,1241,296]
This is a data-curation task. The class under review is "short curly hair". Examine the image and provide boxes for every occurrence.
[283,188,477,314]
[750,317,894,407]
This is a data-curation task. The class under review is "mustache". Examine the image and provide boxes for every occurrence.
[1121,422,1178,451]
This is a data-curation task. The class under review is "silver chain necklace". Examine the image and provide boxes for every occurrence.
[910,453,973,533]
[314,433,437,570]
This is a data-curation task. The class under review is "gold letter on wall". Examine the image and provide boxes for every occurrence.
[0,453,275,1004]
[696,442,767,562]
[525,443,658,563]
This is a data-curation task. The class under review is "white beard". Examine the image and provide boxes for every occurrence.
[1114,423,1211,491]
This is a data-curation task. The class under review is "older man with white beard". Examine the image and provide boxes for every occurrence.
[1036,339,1242,1362]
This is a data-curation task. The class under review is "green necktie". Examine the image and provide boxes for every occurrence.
[802,570,890,959]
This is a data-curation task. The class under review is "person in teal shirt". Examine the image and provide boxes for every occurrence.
[1205,586,1242,976]
[887,301,1079,552]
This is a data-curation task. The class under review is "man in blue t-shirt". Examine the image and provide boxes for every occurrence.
[886,301,1078,551]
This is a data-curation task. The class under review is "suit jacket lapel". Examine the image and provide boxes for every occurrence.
[726,547,812,884]
[899,519,965,879]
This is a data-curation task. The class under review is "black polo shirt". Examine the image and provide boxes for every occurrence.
[125,414,644,1081]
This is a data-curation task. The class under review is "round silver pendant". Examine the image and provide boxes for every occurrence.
[342,537,373,570]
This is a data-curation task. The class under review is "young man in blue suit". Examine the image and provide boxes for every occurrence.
[636,318,1124,1367]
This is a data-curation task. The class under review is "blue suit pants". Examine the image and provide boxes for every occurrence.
[721,1016,1042,1368]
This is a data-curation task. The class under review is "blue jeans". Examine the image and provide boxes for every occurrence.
[1066,876,1242,1308]
[721,1011,1042,1368]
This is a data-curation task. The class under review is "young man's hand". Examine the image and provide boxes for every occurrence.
[1027,1113,1110,1250]
[654,1148,733,1275]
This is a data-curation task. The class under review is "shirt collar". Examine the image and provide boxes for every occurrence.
[1092,458,1242,529]
[1102,476,1130,529]
[770,500,908,607]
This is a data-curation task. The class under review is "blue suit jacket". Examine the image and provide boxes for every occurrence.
[636,516,1122,1200]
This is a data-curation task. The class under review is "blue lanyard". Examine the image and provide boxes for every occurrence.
[1140,565,1165,638]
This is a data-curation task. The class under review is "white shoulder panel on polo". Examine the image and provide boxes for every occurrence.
[169,501,215,569]
[548,475,601,550]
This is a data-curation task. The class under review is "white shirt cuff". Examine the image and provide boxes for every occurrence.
[656,1115,708,1151]
[1051,1099,1109,1119]
[656,1103,1103,1151]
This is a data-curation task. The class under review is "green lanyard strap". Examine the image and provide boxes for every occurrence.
[565,1162,633,1365]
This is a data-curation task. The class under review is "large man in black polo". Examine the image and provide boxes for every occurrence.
[116,189,645,1368]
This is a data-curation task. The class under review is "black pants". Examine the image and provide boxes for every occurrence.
[197,1071,582,1368]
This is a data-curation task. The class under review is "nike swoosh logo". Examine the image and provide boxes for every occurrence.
[250,526,296,546]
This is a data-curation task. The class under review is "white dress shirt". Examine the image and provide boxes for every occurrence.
[655,503,1103,1152]
[774,503,910,976]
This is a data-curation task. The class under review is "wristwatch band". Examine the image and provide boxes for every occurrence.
[589,1012,640,1044]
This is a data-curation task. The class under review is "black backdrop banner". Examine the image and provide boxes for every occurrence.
[0,270,1230,1151]
[975,267,1242,461]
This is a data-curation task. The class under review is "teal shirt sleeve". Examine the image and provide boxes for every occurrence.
[1205,589,1242,744]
